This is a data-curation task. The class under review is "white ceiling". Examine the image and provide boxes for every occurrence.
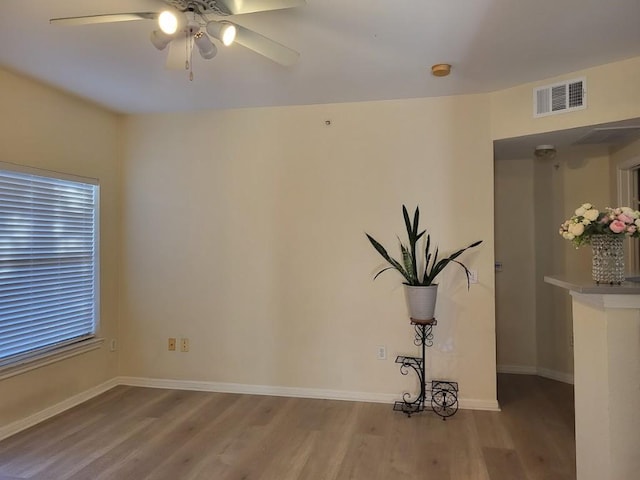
[1,0,640,114]
[494,118,640,160]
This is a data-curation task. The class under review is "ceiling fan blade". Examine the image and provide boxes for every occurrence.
[50,12,158,26]
[232,24,299,66]
[165,37,189,70]
[216,0,305,15]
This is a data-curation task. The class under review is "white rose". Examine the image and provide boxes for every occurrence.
[575,207,586,216]
[584,209,599,221]
[582,203,592,210]
[621,207,634,217]
[569,223,585,236]
[582,219,591,225]
[635,219,640,228]
[563,232,575,240]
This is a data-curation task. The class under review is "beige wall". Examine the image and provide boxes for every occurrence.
[120,95,498,405]
[0,68,122,426]
[495,147,610,380]
[490,56,640,381]
[491,56,640,141]
[541,147,611,378]
[494,158,537,369]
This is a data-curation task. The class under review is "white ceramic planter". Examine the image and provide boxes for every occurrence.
[403,284,438,321]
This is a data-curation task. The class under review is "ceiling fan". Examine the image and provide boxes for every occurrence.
[50,0,305,78]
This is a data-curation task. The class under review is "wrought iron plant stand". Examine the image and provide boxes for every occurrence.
[393,318,459,419]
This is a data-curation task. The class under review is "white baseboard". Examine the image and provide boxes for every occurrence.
[1,376,501,441]
[459,398,501,411]
[0,377,119,442]
[497,364,574,385]
[117,376,399,404]
[497,364,538,375]
[117,376,501,412]
[536,367,574,385]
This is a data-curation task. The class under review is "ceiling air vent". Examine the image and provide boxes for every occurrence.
[533,77,586,118]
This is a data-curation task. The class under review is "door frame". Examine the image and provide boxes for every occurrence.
[617,156,640,273]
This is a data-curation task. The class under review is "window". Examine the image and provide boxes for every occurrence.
[0,163,99,369]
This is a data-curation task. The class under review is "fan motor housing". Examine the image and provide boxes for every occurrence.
[164,0,232,16]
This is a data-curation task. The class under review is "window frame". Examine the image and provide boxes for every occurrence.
[0,161,101,379]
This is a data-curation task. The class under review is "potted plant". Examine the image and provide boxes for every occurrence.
[366,205,482,321]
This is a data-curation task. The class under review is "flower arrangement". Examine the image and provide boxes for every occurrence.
[559,203,640,247]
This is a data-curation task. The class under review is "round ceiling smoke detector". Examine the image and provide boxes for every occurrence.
[431,64,451,77]
[534,144,557,159]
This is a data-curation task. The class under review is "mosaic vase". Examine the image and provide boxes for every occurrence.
[591,234,625,284]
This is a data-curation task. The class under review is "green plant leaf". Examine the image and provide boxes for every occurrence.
[400,243,414,282]
[366,233,412,283]
[402,205,412,239]
[450,259,472,289]
[373,266,397,280]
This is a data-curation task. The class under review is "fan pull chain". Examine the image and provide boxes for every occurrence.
[184,31,190,70]
[186,33,194,81]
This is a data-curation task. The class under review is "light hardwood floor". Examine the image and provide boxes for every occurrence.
[0,374,575,480]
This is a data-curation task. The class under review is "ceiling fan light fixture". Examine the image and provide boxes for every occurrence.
[194,32,218,59]
[206,21,237,46]
[150,30,174,50]
[158,10,185,35]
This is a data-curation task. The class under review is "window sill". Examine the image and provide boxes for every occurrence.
[0,338,105,381]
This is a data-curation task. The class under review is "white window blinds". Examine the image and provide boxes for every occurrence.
[0,166,99,365]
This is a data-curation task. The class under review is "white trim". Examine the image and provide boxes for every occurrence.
[497,364,574,385]
[118,376,501,412]
[118,376,398,404]
[0,377,118,442]
[537,367,574,385]
[497,364,538,375]
[0,160,99,185]
[616,156,640,272]
[460,398,501,411]
[0,338,104,381]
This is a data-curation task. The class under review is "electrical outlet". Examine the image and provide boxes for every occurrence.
[376,345,387,360]
[180,338,189,352]
[469,269,478,284]
[168,338,176,351]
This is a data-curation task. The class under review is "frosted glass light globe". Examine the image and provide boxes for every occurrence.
[222,24,236,46]
[159,11,179,35]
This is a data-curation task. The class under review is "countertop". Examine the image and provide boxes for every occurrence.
[544,274,640,294]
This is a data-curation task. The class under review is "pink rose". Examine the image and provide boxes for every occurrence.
[610,220,626,233]
[627,225,637,234]
[618,214,633,224]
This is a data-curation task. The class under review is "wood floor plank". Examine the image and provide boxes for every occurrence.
[446,410,492,480]
[0,374,575,480]
[294,402,359,480]
[334,432,386,480]
[483,446,530,480]
[473,410,516,449]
